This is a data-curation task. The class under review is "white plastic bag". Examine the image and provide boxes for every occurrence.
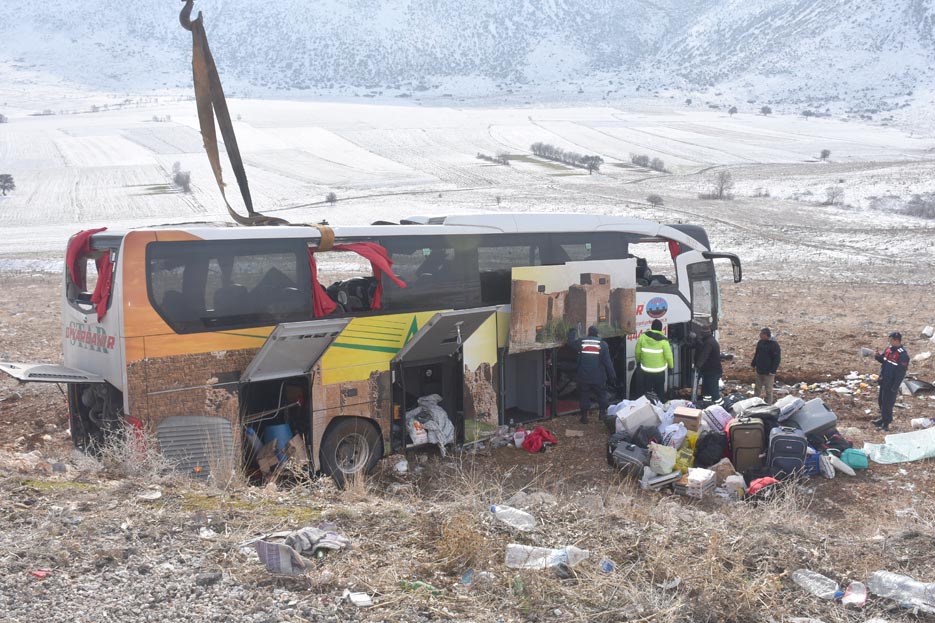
[405,394,455,455]
[662,422,688,448]
[649,442,677,475]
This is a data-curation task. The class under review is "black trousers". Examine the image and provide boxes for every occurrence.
[578,382,609,415]
[878,384,899,426]
[640,371,666,401]
[700,372,721,402]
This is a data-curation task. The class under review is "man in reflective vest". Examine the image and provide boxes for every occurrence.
[873,331,909,431]
[569,325,617,424]
[635,319,674,400]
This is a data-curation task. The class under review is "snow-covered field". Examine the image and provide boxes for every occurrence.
[1,96,934,283]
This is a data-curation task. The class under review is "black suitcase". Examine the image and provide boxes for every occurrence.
[767,426,808,478]
[611,443,650,477]
[606,431,632,466]
[729,417,765,473]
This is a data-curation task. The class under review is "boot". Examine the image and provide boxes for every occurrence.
[579,410,589,424]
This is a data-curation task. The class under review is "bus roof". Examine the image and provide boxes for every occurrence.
[99,213,709,251]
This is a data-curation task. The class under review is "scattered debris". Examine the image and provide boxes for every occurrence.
[343,589,373,608]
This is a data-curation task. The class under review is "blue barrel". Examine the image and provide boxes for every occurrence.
[262,423,293,461]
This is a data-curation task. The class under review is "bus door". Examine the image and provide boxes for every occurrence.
[240,318,350,474]
[391,308,496,450]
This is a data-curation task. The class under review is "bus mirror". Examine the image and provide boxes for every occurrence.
[732,261,742,283]
[701,251,742,283]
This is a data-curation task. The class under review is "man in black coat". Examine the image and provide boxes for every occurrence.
[873,331,910,431]
[751,327,781,404]
[568,326,617,424]
[694,327,722,403]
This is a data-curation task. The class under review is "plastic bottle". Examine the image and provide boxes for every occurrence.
[490,505,536,531]
[504,544,590,569]
[512,427,527,448]
[842,581,867,607]
[867,570,935,613]
[791,569,840,600]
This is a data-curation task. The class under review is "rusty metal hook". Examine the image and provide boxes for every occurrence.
[179,0,200,32]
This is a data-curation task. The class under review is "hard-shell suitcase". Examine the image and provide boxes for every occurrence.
[767,426,808,478]
[789,398,838,436]
[774,395,806,422]
[612,443,650,477]
[730,397,766,417]
[729,417,765,472]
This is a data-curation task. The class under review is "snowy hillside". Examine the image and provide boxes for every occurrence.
[1,0,933,109]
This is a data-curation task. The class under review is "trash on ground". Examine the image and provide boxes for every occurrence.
[343,589,373,607]
[504,544,589,570]
[911,417,935,429]
[564,428,585,437]
[866,570,935,613]
[792,568,840,600]
[490,505,536,531]
[29,569,51,580]
[137,489,163,501]
[522,426,557,453]
[841,580,867,607]
[903,377,935,395]
[863,427,935,464]
[400,580,441,595]
[255,540,308,576]
[198,526,218,540]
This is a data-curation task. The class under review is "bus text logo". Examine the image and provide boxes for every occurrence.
[644,297,668,319]
[66,322,115,353]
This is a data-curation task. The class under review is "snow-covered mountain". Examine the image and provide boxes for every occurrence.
[1,0,933,109]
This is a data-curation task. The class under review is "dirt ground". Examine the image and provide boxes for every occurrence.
[2,272,935,622]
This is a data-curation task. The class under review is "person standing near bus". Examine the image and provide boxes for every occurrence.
[635,319,674,400]
[873,331,909,431]
[568,326,616,424]
[751,327,781,403]
[694,325,722,403]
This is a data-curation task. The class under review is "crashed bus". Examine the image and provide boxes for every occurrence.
[0,214,740,485]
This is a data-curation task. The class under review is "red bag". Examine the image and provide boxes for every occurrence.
[522,426,558,453]
[746,476,779,496]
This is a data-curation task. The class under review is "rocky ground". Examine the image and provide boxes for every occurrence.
[1,272,935,623]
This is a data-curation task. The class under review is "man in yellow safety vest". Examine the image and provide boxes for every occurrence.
[635,319,674,400]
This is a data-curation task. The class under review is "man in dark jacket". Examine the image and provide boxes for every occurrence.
[568,326,617,424]
[694,327,722,403]
[751,327,781,404]
[873,331,910,431]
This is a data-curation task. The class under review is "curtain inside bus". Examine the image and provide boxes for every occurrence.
[307,242,406,317]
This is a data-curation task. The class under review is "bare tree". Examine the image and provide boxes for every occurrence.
[685,98,692,106]
[326,191,338,206]
[711,171,734,200]
[0,174,15,195]
[824,186,844,205]
[728,106,738,117]
[820,149,831,161]
[0,113,7,124]
[760,106,772,116]
[171,161,191,193]
[802,110,815,120]
[646,194,664,208]
[649,157,666,173]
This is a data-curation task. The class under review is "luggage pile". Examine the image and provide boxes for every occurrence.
[606,393,870,500]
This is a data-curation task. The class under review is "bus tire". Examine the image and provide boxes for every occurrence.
[319,418,383,489]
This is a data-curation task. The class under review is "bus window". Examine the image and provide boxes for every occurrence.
[148,240,312,333]
[548,232,627,264]
[630,241,677,288]
[476,235,542,305]
[380,236,466,311]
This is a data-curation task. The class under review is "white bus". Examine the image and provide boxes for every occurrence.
[1,213,740,485]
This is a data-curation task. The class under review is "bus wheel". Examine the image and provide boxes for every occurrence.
[320,418,382,489]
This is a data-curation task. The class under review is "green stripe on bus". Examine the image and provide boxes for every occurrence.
[331,342,402,354]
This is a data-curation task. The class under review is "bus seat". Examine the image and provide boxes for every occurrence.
[213,284,249,315]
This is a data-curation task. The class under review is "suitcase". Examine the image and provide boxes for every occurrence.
[767,426,808,478]
[728,417,765,472]
[702,405,733,432]
[774,395,806,422]
[744,404,781,421]
[606,431,631,466]
[612,443,650,477]
[789,398,838,436]
[730,397,766,417]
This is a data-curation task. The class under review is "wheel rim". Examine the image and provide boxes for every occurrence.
[335,433,370,474]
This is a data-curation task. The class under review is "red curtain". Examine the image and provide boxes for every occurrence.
[668,240,682,260]
[91,252,114,319]
[65,228,107,289]
[307,242,406,317]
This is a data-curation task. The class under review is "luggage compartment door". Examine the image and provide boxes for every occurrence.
[241,318,351,383]
[0,362,104,384]
[392,308,497,365]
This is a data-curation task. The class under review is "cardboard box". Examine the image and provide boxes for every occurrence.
[673,406,703,431]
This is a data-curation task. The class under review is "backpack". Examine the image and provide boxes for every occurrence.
[632,424,661,449]
[694,430,728,468]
